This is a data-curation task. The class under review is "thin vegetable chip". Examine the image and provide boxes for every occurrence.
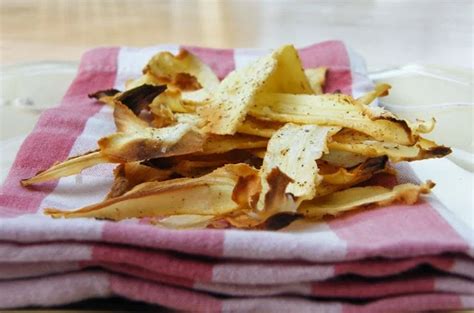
[20,44,450,230]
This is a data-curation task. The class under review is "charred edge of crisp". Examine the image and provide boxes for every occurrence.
[427,146,452,157]
[232,173,261,209]
[176,49,190,60]
[88,89,120,100]
[117,84,167,115]
[405,145,452,162]
[173,73,202,91]
[142,158,177,169]
[100,130,204,164]
[380,89,390,97]
[264,168,294,211]
[105,164,129,199]
[264,213,301,230]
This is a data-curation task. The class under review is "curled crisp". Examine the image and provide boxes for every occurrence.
[257,124,331,212]
[44,164,256,220]
[299,181,434,218]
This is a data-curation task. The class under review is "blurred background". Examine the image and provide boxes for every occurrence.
[0,0,472,168]
[1,0,472,69]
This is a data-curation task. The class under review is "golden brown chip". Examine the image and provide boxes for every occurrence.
[328,137,451,163]
[27,45,452,231]
[151,89,186,114]
[106,162,172,199]
[99,102,205,162]
[149,101,176,128]
[299,181,434,219]
[231,165,262,210]
[144,49,220,91]
[257,124,331,212]
[315,157,389,197]
[198,53,277,135]
[226,168,293,229]
[250,92,418,145]
[262,45,313,94]
[237,116,283,138]
[321,157,387,185]
[113,101,150,132]
[199,45,312,135]
[98,125,204,163]
[44,164,255,220]
[21,150,107,187]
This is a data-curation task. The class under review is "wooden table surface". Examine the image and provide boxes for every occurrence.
[0,0,473,70]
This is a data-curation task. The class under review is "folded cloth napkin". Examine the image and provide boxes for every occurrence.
[0,41,473,312]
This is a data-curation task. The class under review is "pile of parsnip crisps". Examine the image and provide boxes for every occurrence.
[21,45,451,230]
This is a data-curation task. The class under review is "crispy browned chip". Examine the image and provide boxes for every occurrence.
[143,150,260,177]
[106,162,173,199]
[299,181,434,219]
[23,44,452,230]
[197,55,277,135]
[315,157,389,197]
[231,166,262,210]
[257,124,331,211]
[44,164,256,220]
[112,101,150,132]
[144,49,220,91]
[237,116,283,138]
[99,102,205,162]
[199,45,312,135]
[22,103,204,186]
[88,88,120,102]
[98,124,204,163]
[150,88,193,114]
[321,156,387,185]
[250,92,420,145]
[21,150,107,187]
[226,168,293,229]
[329,136,451,162]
